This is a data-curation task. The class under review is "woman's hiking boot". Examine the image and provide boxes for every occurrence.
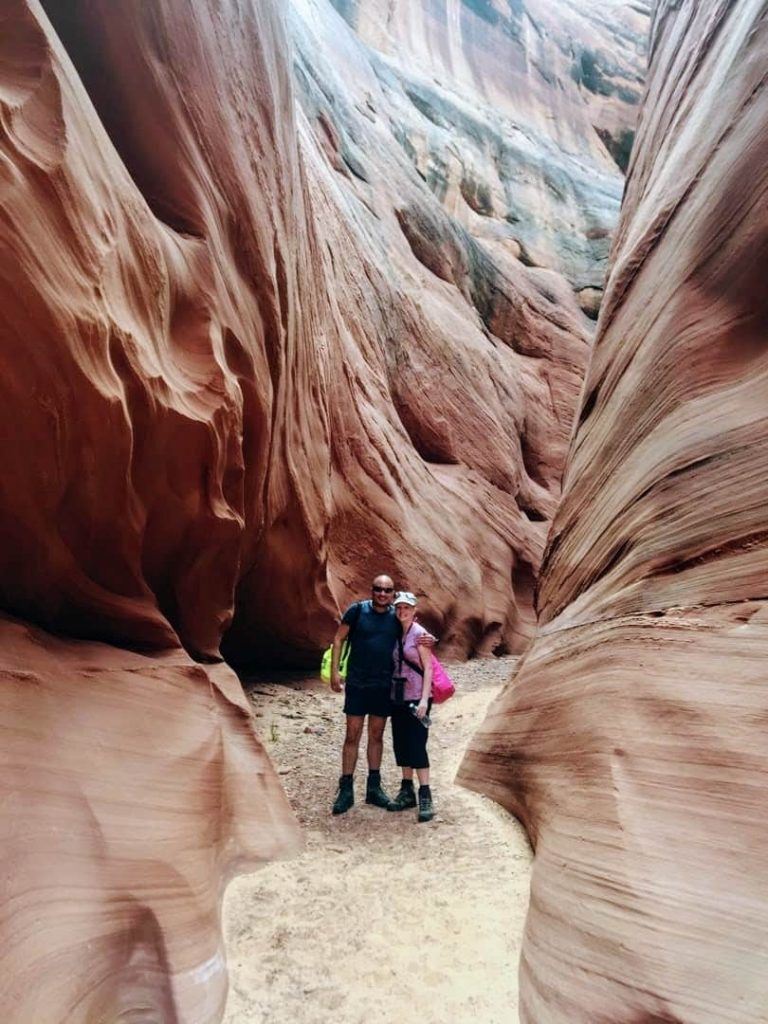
[418,785,435,822]
[365,770,391,809]
[387,781,417,812]
[332,774,354,815]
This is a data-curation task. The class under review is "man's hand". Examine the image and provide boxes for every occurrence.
[415,699,429,720]
[331,672,344,693]
[415,630,436,648]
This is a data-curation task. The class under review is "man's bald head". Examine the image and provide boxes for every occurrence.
[371,574,395,610]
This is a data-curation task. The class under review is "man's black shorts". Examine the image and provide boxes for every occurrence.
[343,684,392,718]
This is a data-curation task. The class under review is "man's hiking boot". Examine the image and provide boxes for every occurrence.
[332,775,354,815]
[418,786,435,823]
[387,783,417,812]
[365,778,391,809]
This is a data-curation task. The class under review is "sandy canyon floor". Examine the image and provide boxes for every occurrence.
[222,657,532,1024]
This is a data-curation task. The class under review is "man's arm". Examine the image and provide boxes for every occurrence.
[330,622,350,693]
[414,621,437,648]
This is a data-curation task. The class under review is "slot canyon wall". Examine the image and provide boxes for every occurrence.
[460,1,768,1021]
[0,0,646,1021]
[0,0,648,669]
[287,0,648,657]
[1,2,310,1021]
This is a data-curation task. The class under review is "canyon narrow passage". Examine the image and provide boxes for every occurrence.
[223,658,532,1024]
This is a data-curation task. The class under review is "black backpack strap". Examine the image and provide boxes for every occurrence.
[346,600,363,639]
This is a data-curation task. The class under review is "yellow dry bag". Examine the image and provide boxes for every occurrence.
[320,601,362,684]
[320,640,351,684]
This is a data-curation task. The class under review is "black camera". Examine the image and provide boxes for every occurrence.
[392,676,406,704]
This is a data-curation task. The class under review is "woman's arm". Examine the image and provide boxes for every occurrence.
[415,639,433,719]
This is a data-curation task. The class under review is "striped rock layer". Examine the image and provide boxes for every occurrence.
[461,3,768,1022]
[0,0,644,1020]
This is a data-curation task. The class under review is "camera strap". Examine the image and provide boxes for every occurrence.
[397,637,424,677]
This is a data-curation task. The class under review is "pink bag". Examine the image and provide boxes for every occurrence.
[430,655,455,704]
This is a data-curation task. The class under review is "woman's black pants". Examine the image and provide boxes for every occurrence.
[391,701,431,769]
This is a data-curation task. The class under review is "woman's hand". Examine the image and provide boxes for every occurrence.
[415,700,429,720]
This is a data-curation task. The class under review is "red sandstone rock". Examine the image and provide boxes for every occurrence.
[461,3,768,1020]
[0,0,645,665]
[0,615,300,1023]
[0,1,645,1019]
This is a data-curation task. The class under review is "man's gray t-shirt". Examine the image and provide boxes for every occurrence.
[342,601,400,688]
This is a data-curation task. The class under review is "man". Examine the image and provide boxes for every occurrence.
[329,574,432,815]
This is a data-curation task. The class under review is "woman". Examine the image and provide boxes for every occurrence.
[387,591,435,822]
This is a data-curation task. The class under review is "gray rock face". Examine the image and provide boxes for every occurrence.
[321,0,649,293]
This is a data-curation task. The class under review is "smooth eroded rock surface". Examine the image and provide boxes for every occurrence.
[0,1,646,1020]
[0,616,300,1024]
[328,0,648,285]
[0,0,647,666]
[461,2,768,1021]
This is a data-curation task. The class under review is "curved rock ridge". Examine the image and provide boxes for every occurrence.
[460,2,768,1021]
[2,0,646,666]
[327,0,649,292]
[0,614,300,1024]
[280,0,608,659]
[0,0,644,1018]
[0,2,304,1021]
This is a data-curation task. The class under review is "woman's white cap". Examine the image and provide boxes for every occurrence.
[393,591,417,606]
